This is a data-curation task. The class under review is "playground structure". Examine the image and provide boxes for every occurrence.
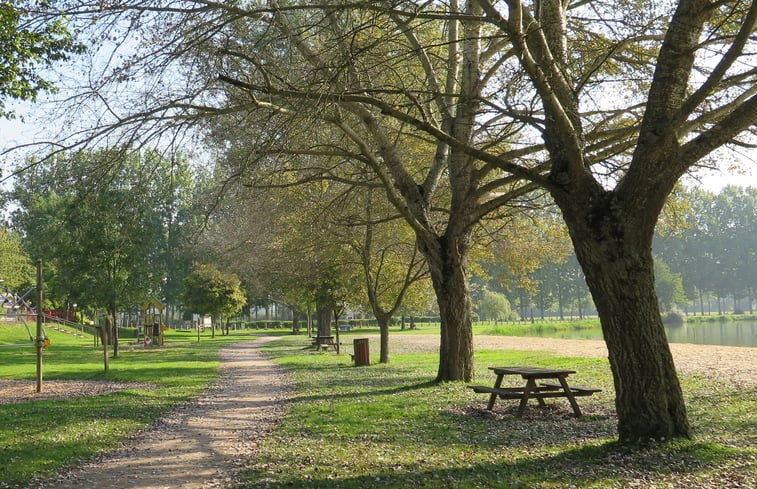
[140,297,166,346]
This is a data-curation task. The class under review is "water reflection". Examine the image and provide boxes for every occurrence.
[533,320,757,347]
[663,320,757,347]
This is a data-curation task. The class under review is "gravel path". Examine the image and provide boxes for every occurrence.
[28,337,291,489]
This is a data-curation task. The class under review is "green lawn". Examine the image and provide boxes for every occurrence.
[1,324,754,489]
[239,336,755,489]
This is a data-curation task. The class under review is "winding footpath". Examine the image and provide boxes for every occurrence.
[30,338,291,489]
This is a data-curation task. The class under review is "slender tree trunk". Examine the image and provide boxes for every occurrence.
[108,303,118,358]
[420,233,474,382]
[292,308,301,334]
[557,191,691,441]
[376,312,391,364]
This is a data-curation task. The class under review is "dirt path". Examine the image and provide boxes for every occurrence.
[29,337,291,489]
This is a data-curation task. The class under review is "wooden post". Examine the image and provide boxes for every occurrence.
[102,317,110,372]
[35,260,43,393]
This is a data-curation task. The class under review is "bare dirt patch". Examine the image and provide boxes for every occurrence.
[0,379,157,405]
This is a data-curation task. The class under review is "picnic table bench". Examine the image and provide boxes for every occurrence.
[468,366,601,417]
[311,335,339,351]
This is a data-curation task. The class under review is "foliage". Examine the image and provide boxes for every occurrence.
[476,289,512,321]
[19,0,757,438]
[0,1,84,119]
[0,227,34,291]
[655,186,757,314]
[6,149,199,316]
[654,259,687,313]
[181,262,247,325]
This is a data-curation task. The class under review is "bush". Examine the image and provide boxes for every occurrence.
[662,311,684,325]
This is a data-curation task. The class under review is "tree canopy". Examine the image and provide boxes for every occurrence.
[182,262,247,335]
[0,1,83,118]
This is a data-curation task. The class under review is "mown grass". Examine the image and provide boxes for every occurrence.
[0,323,244,487]
[237,336,755,489]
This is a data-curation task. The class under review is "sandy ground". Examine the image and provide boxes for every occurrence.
[6,334,755,488]
[381,334,757,386]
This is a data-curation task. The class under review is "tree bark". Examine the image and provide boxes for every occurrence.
[291,307,301,334]
[420,233,475,382]
[108,304,118,358]
[316,303,332,337]
[555,188,691,441]
[376,312,391,364]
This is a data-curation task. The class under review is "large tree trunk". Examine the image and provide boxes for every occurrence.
[420,233,474,382]
[556,188,691,441]
[316,303,332,337]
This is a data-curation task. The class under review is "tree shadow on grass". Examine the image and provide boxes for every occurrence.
[287,379,438,405]
[242,438,739,489]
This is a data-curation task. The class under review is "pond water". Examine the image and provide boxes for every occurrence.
[530,319,757,348]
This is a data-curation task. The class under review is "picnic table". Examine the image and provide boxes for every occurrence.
[311,335,339,351]
[468,366,601,417]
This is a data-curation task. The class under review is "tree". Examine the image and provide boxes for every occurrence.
[31,0,757,441]
[654,259,687,313]
[8,148,198,353]
[344,189,429,363]
[0,227,34,291]
[477,289,512,322]
[182,262,246,337]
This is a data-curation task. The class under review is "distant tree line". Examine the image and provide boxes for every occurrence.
[475,186,756,319]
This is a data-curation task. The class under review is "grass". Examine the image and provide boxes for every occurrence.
[236,336,755,489]
[0,323,243,487]
[1,323,755,489]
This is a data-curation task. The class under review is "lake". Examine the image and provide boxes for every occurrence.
[531,319,757,348]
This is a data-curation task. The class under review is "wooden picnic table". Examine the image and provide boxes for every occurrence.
[468,366,600,417]
[312,335,339,351]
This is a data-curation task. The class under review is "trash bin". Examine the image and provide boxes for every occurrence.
[353,338,370,366]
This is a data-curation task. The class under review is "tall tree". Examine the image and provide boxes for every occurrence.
[0,227,34,291]
[182,262,247,337]
[8,148,197,353]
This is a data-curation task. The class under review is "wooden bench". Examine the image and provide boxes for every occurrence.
[539,382,601,396]
[468,384,560,400]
